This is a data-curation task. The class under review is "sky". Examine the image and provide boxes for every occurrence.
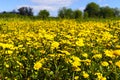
[0,0,120,16]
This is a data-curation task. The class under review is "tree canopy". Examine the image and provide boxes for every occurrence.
[0,2,120,19]
[99,6,115,18]
[73,10,82,19]
[84,2,100,18]
[38,10,50,19]
[58,7,73,19]
[18,7,33,16]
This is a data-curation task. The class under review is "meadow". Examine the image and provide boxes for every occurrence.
[0,18,120,80]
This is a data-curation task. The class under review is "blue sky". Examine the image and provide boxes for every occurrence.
[0,0,120,16]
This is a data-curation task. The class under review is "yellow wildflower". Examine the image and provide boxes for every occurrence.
[6,50,13,55]
[71,56,81,67]
[116,45,120,48]
[44,34,54,40]
[101,77,107,80]
[74,76,79,80]
[76,38,84,47]
[60,50,70,55]
[92,54,102,59]
[82,59,91,65]
[95,72,106,80]
[104,50,115,58]
[34,61,42,70]
[101,61,109,67]
[51,41,59,50]
[16,61,23,67]
[65,58,72,63]
[72,61,81,67]
[0,43,14,49]
[82,53,88,58]
[113,50,120,56]
[115,60,120,68]
[108,61,112,64]
[74,67,81,72]
[82,71,89,78]
[71,55,81,62]
[5,64,9,68]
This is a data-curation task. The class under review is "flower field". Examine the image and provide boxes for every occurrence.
[0,19,120,80]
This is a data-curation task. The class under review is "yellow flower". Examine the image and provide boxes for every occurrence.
[6,50,13,55]
[82,59,91,65]
[40,50,46,54]
[82,53,88,58]
[71,56,81,67]
[4,62,9,68]
[0,43,14,49]
[51,41,59,50]
[95,72,106,80]
[115,60,120,68]
[74,76,79,80]
[104,50,115,58]
[108,61,112,64]
[115,45,120,48]
[34,61,42,70]
[71,56,81,62]
[16,61,23,67]
[65,58,72,63]
[72,61,81,67]
[101,61,109,67]
[82,71,89,78]
[73,67,81,72]
[5,64,9,68]
[101,77,107,80]
[113,50,120,56]
[60,50,70,55]
[44,34,54,40]
[18,44,23,48]
[92,54,102,59]
[76,38,84,47]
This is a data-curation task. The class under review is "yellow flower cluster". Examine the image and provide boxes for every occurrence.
[1,19,120,79]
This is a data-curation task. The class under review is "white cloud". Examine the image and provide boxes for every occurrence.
[31,0,72,6]
[100,4,109,7]
[30,0,73,11]
[32,5,56,11]
[17,0,75,16]
[79,6,85,11]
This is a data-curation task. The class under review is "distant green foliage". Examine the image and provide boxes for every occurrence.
[84,2,100,18]
[99,6,115,18]
[38,10,50,19]
[0,2,120,19]
[73,10,82,19]
[83,12,88,19]
[18,7,33,16]
[113,8,120,17]
[58,7,73,19]
[58,7,83,19]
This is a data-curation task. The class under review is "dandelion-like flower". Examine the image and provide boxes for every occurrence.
[101,61,109,67]
[115,60,120,68]
[34,61,42,70]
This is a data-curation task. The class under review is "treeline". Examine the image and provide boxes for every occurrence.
[0,2,120,19]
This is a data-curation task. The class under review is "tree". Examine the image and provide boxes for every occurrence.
[99,6,115,18]
[58,7,66,18]
[73,9,82,19]
[83,12,88,19]
[38,10,50,19]
[58,7,74,19]
[18,7,33,16]
[84,2,100,18]
[113,8,120,17]
[65,8,73,19]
